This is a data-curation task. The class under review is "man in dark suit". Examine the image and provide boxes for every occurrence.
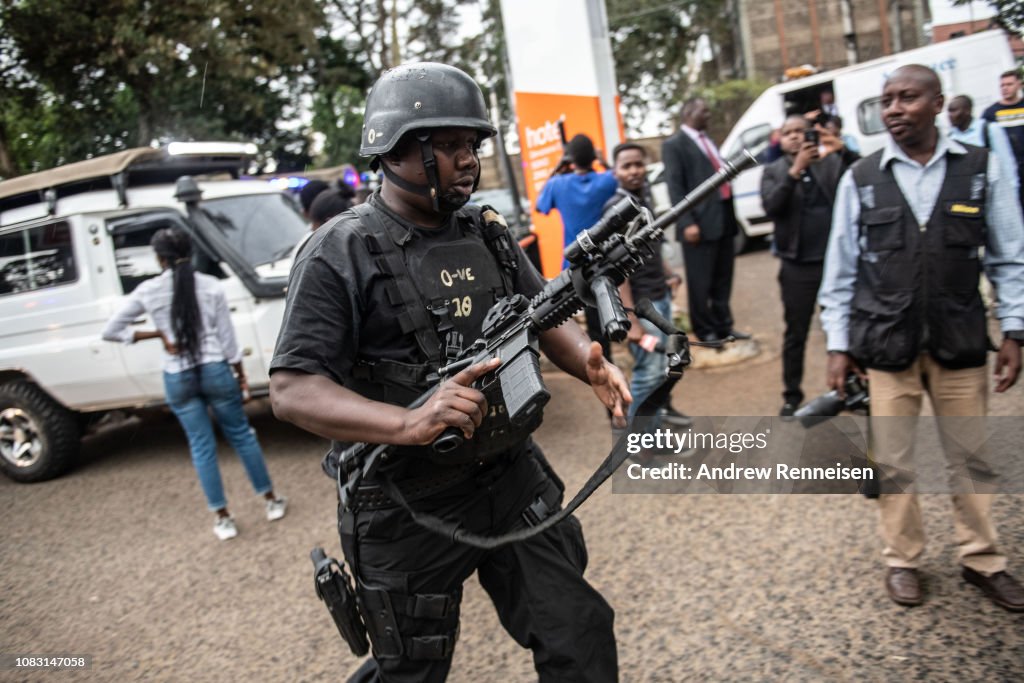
[662,97,748,343]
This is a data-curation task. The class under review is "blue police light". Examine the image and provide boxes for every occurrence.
[267,176,310,191]
[343,166,360,188]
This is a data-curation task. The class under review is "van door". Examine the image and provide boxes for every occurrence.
[192,190,308,389]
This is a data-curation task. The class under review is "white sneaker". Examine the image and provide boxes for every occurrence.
[265,497,288,522]
[213,516,238,541]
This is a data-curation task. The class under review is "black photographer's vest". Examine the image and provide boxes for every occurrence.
[848,146,990,371]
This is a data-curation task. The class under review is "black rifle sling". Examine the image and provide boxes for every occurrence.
[376,373,681,550]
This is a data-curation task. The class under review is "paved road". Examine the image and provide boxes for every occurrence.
[3,244,1022,682]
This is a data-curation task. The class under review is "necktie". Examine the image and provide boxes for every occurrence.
[698,133,731,200]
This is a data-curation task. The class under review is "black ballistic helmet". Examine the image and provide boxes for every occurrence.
[360,62,497,157]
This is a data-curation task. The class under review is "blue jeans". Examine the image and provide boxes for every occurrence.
[627,294,673,426]
[164,361,272,511]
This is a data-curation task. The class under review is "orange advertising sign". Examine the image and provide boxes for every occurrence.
[514,91,608,277]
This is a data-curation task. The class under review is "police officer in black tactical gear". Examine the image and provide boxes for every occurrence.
[269,62,629,683]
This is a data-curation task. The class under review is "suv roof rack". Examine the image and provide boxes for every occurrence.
[0,143,257,215]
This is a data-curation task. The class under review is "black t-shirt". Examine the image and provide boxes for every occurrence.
[270,192,546,390]
[796,171,833,263]
[982,99,1024,179]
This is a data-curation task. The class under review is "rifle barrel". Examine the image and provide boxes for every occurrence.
[649,150,758,236]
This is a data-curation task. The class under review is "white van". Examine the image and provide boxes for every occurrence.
[0,145,307,482]
[719,30,1016,250]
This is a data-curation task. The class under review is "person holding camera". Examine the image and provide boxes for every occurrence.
[536,133,618,262]
[537,133,619,361]
[761,114,845,416]
[818,65,1024,611]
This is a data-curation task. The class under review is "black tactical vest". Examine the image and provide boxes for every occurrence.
[848,146,990,371]
[342,203,537,466]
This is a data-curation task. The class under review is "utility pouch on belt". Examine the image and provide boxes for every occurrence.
[310,547,369,656]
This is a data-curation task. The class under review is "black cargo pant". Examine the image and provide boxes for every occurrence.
[340,441,618,683]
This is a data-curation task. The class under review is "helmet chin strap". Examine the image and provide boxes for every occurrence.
[374,130,483,214]
[374,132,443,212]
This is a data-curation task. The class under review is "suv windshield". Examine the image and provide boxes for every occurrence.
[202,193,307,267]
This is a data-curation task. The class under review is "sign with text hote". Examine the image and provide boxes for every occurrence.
[500,0,624,277]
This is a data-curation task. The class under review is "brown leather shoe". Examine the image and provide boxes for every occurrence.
[885,567,923,606]
[962,568,1024,612]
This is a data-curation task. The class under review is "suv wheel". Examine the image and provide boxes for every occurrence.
[0,382,80,482]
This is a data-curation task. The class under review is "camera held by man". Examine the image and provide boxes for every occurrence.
[794,372,869,425]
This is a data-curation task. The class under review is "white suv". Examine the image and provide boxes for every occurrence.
[0,144,308,482]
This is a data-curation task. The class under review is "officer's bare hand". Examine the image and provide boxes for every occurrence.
[683,224,701,245]
[585,342,632,428]
[994,339,1021,393]
[826,351,864,398]
[403,357,500,443]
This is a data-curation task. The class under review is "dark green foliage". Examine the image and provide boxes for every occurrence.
[691,78,774,145]
[0,0,762,177]
[607,0,741,135]
[318,0,514,164]
[0,0,364,176]
[952,0,1023,35]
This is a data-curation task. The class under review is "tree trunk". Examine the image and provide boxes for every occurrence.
[0,119,18,178]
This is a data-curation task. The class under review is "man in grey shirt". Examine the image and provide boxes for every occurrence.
[818,65,1024,611]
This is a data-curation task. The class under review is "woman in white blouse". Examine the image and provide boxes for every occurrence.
[103,228,286,540]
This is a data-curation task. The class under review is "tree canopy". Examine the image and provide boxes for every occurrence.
[952,0,1023,36]
[0,0,351,176]
[0,0,755,178]
[607,0,741,135]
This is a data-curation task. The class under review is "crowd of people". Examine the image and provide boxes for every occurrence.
[98,59,1024,681]
[526,60,1024,645]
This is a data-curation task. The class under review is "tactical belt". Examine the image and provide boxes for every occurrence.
[347,454,510,513]
[369,373,683,550]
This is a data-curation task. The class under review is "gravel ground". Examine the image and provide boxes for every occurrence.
[2,243,1022,682]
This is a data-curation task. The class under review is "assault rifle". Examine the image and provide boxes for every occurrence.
[336,150,758,547]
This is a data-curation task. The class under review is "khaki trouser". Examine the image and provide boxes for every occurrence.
[868,353,1005,575]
